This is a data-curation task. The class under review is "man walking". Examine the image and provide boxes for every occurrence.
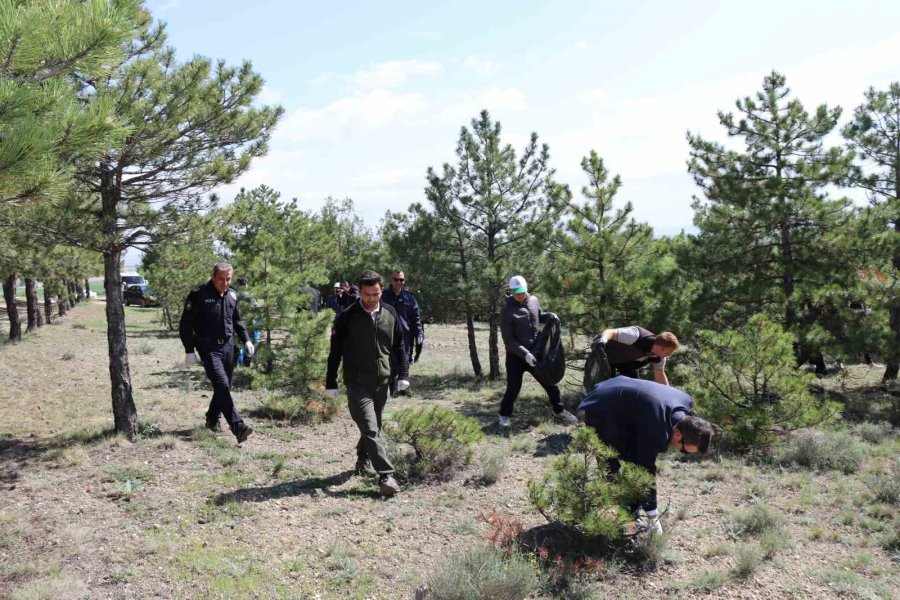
[498,275,579,428]
[594,326,679,385]
[325,270,409,497]
[180,262,255,443]
[382,270,425,365]
[578,376,714,533]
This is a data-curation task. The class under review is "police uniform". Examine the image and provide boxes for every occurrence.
[179,281,251,437]
[381,287,424,362]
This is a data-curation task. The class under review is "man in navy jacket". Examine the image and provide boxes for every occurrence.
[578,376,714,533]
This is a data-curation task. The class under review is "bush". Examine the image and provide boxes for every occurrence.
[728,501,781,538]
[773,429,865,474]
[681,315,838,451]
[253,312,332,394]
[426,545,538,600]
[853,421,895,445]
[527,428,653,542]
[135,341,154,355]
[256,391,341,424]
[480,445,508,485]
[731,543,762,578]
[384,405,483,480]
[864,460,899,505]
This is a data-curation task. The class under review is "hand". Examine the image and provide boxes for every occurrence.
[396,379,410,392]
[414,340,423,363]
[244,341,255,357]
[525,352,537,367]
[185,352,198,366]
[545,312,559,321]
[326,389,339,399]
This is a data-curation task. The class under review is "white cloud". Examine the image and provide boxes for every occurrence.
[256,85,283,106]
[433,88,527,128]
[276,90,429,142]
[575,88,607,104]
[464,55,500,77]
[352,60,443,89]
[414,30,439,40]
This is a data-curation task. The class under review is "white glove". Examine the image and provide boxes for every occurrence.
[244,341,255,357]
[185,352,198,366]
[525,352,537,367]
[326,389,339,399]
[396,379,410,392]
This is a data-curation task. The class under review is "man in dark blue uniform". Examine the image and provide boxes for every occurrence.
[578,376,714,534]
[180,262,255,443]
[381,270,424,365]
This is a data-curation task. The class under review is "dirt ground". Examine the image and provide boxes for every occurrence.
[0,301,897,599]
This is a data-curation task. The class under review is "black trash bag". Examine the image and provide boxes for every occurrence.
[531,315,566,385]
[582,335,612,392]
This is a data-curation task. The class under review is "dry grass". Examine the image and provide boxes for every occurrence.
[0,302,898,599]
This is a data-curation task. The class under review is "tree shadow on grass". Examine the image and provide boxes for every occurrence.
[1,428,116,481]
[212,470,382,504]
[534,432,573,457]
[412,371,486,395]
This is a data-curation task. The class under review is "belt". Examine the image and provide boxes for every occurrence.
[198,336,230,346]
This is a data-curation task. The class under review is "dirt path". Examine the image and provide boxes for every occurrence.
[0,302,897,599]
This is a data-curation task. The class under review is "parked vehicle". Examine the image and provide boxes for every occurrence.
[121,273,147,292]
[124,284,160,307]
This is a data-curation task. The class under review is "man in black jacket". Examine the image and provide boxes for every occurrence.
[325,270,409,497]
[594,326,679,385]
[382,269,425,365]
[578,376,714,534]
[498,275,578,429]
[179,262,255,443]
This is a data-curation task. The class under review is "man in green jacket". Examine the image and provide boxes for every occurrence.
[325,270,409,497]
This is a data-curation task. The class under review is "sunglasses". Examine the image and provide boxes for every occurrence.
[392,278,405,283]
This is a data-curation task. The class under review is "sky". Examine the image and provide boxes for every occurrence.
[136,0,900,267]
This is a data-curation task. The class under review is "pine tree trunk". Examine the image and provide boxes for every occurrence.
[75,279,85,302]
[101,174,139,438]
[43,285,53,324]
[3,274,22,342]
[84,278,90,301]
[488,310,501,380]
[25,278,40,332]
[67,279,76,307]
[885,215,899,381]
[465,311,482,378]
[57,280,67,316]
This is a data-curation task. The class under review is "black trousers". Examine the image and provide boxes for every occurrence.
[587,417,658,512]
[499,353,564,417]
[200,342,243,432]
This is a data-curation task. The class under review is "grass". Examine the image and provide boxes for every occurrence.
[426,545,538,600]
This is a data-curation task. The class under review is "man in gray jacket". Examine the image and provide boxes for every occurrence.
[498,275,579,428]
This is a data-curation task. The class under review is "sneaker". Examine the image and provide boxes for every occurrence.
[555,409,579,424]
[498,416,511,428]
[355,458,376,476]
[235,423,253,444]
[205,416,222,432]
[378,474,400,497]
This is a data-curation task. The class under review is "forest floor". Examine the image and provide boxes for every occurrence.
[0,301,897,599]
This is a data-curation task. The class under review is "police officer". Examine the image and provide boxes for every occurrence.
[180,262,255,443]
[381,270,425,364]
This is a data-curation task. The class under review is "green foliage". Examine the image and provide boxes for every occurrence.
[682,314,836,450]
[253,311,332,395]
[384,405,484,479]
[527,427,653,542]
[686,71,859,361]
[479,444,509,485]
[773,429,865,474]
[728,502,781,538]
[0,0,141,206]
[256,391,341,425]
[426,545,539,600]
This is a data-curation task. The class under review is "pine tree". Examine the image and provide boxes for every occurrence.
[424,110,568,379]
[687,71,857,369]
[0,0,140,205]
[843,83,900,381]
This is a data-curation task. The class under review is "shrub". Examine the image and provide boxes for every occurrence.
[253,311,332,395]
[426,545,538,600]
[256,391,341,424]
[681,315,838,451]
[61,351,75,361]
[135,341,154,355]
[728,501,781,538]
[731,543,762,578]
[864,460,899,505]
[480,445,508,485]
[527,428,653,542]
[853,421,895,445]
[384,405,483,479]
[773,429,864,474]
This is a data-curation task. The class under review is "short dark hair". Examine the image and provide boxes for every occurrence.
[677,416,714,453]
[359,270,382,288]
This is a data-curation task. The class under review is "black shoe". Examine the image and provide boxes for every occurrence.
[205,416,223,432]
[355,458,376,476]
[235,424,253,444]
[378,474,400,497]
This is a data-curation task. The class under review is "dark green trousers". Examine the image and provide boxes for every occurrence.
[347,383,393,475]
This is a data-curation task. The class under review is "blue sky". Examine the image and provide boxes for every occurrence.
[145,0,900,239]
